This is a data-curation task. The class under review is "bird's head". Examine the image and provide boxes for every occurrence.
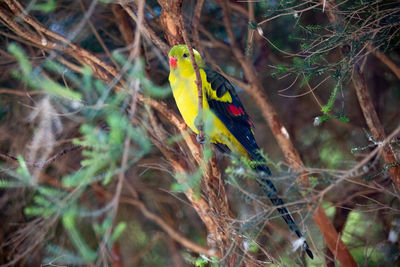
[168,45,204,73]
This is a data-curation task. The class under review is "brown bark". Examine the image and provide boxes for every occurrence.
[313,207,357,267]
[321,0,400,189]
[0,0,375,265]
[318,1,400,265]
[219,0,306,181]
[1,0,120,84]
[371,47,400,80]
[144,88,240,265]
[158,0,184,46]
[111,4,135,45]
[325,205,353,267]
[219,1,357,265]
[92,183,214,257]
[0,0,221,261]
[157,2,255,265]
[352,66,400,189]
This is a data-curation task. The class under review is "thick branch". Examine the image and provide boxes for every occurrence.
[219,0,306,177]
[352,66,400,188]
[320,0,400,189]
[219,1,359,265]
[158,0,184,46]
[92,184,215,257]
[1,0,229,260]
[111,4,135,45]
[179,14,204,140]
[370,47,400,80]
[313,207,357,266]
[192,0,205,54]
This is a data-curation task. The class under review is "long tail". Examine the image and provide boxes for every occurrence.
[253,158,314,259]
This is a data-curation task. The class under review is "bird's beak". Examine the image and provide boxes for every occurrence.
[169,57,177,69]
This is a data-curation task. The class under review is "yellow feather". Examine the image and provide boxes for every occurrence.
[168,45,248,156]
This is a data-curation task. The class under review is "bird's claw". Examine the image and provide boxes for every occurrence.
[196,133,206,145]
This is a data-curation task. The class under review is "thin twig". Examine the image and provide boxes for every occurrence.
[179,14,204,141]
[370,46,400,79]
[0,146,82,168]
[192,0,205,55]
[92,184,215,257]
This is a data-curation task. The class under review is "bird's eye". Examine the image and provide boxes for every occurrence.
[182,53,188,58]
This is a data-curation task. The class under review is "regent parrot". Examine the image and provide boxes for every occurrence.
[168,44,313,259]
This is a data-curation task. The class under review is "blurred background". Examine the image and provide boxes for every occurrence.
[0,0,399,266]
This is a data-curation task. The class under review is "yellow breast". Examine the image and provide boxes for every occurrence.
[169,68,248,156]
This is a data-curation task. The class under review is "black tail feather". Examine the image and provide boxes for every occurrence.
[255,162,313,259]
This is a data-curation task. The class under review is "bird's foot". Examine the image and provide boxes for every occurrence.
[196,133,206,145]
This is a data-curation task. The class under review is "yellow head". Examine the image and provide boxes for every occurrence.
[168,45,205,76]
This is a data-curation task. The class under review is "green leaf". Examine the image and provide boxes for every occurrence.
[337,115,350,123]
[25,206,46,216]
[8,44,32,79]
[292,57,303,67]
[32,0,57,12]
[82,66,93,93]
[111,222,127,243]
[248,241,259,253]
[275,65,287,73]
[62,211,97,262]
[16,155,31,184]
[321,86,338,114]
[299,74,311,88]
[195,257,208,267]
[0,179,26,188]
[309,176,319,188]
[41,78,82,100]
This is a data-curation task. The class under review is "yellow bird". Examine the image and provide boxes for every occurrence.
[168,44,313,259]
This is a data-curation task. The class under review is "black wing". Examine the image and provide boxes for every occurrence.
[203,68,313,259]
[202,68,261,160]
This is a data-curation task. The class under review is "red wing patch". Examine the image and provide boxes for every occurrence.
[227,104,244,116]
[247,118,255,128]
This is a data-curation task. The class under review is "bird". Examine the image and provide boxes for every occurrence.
[168,44,313,259]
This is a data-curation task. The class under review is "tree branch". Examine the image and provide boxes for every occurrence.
[313,207,357,266]
[320,0,400,190]
[179,14,204,142]
[92,184,215,257]
[219,1,358,265]
[352,66,400,188]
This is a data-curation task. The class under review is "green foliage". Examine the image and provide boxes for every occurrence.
[62,210,97,262]
[266,0,400,126]
[8,43,32,78]
[24,185,68,217]
[319,144,344,168]
[16,156,32,184]
[247,240,260,253]
[32,0,57,12]
[321,86,338,115]
[45,244,87,265]
[363,161,400,181]
[322,202,336,218]
[111,221,127,243]
[8,43,82,100]
[2,1,399,265]
[308,176,319,188]
[342,211,384,260]
[182,253,219,267]
[2,46,165,264]
[317,84,349,124]
[112,51,171,98]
